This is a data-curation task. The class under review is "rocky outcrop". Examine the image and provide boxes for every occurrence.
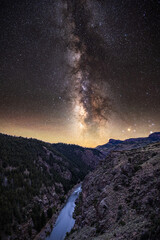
[68,142,160,240]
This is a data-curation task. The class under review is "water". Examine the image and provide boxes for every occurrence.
[46,185,82,240]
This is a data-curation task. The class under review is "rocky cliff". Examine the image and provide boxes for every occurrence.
[68,141,160,240]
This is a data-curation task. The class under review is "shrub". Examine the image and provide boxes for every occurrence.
[113,185,119,191]
[133,165,142,173]
[119,220,126,226]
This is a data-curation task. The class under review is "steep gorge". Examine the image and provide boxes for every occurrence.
[0,133,103,240]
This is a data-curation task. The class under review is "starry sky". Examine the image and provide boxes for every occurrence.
[0,0,159,147]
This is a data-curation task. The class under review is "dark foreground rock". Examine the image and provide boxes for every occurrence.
[67,142,160,240]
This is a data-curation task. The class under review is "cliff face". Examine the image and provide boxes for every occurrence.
[0,134,102,240]
[68,142,160,240]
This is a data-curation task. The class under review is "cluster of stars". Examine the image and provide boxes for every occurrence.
[0,0,159,147]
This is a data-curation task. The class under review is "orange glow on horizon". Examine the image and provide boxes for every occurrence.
[1,119,159,148]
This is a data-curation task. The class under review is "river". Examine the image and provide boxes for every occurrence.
[46,185,82,240]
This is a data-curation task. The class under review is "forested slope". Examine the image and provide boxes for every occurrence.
[0,133,92,240]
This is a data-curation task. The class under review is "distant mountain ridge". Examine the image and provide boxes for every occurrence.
[52,143,105,169]
[96,132,160,155]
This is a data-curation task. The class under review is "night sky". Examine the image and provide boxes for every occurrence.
[0,0,159,147]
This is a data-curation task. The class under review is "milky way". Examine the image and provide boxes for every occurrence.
[0,0,159,146]
[66,0,118,137]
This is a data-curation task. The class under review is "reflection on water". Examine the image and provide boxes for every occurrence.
[46,185,82,240]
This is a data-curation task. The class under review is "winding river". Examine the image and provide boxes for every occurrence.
[46,185,82,240]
